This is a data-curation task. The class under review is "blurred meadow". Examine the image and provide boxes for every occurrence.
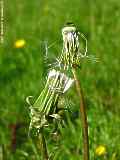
[0,0,120,159]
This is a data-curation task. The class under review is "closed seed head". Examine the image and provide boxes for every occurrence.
[28,69,74,133]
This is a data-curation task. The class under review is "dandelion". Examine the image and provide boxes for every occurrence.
[59,23,90,160]
[95,145,106,156]
[27,69,74,133]
[59,22,98,70]
[14,39,26,48]
[27,69,74,159]
[58,22,88,70]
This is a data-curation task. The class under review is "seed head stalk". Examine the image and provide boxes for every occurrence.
[72,67,89,160]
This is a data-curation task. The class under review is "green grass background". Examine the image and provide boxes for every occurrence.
[0,0,120,159]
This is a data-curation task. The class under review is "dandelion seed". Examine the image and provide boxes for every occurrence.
[14,39,26,48]
[95,145,106,156]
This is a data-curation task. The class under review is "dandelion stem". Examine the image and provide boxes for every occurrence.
[38,132,49,160]
[72,67,89,160]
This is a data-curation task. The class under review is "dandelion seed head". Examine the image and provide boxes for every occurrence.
[27,69,74,134]
[60,24,80,68]
[60,24,98,69]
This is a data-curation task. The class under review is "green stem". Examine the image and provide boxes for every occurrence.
[38,131,49,160]
[72,68,89,160]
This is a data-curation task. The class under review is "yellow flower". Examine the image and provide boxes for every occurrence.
[95,145,106,156]
[14,39,26,48]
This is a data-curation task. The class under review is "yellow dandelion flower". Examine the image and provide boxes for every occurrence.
[14,39,26,48]
[95,145,106,156]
